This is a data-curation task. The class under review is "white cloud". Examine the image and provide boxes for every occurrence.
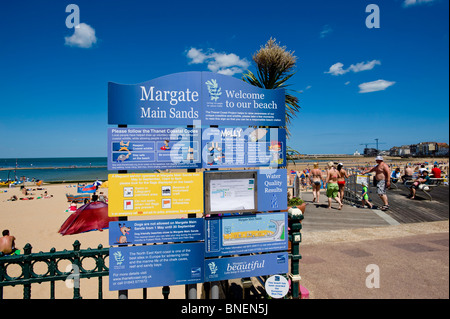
[348,60,381,72]
[186,47,250,76]
[320,25,333,38]
[325,62,347,75]
[325,60,381,76]
[186,48,208,64]
[403,0,435,7]
[64,23,97,48]
[358,79,396,93]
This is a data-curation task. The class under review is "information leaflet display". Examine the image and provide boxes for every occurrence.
[204,252,288,282]
[109,218,204,246]
[202,127,286,168]
[205,212,288,257]
[108,173,203,217]
[108,127,201,170]
[110,242,204,291]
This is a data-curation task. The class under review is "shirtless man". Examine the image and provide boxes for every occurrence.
[325,162,343,210]
[362,156,391,210]
[0,230,17,256]
[402,164,414,183]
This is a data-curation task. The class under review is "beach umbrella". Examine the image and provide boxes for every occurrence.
[93,180,103,187]
[58,201,118,235]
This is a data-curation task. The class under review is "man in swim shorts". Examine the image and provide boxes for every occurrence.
[325,162,343,210]
[0,230,18,256]
[361,156,391,210]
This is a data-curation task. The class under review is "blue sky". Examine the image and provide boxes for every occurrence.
[0,0,448,158]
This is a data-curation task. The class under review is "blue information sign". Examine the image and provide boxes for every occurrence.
[109,218,204,246]
[107,127,201,170]
[205,212,288,258]
[201,127,286,168]
[201,72,285,126]
[257,168,288,211]
[204,252,288,282]
[109,242,204,290]
[108,72,285,127]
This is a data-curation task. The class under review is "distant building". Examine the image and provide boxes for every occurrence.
[388,142,448,157]
[363,148,378,157]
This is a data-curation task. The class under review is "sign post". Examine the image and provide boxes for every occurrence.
[107,71,289,299]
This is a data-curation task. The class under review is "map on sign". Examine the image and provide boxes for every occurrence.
[221,213,285,246]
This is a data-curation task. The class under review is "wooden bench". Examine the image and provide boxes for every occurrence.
[404,178,445,201]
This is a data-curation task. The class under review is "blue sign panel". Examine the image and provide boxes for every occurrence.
[257,168,288,211]
[204,252,288,282]
[109,218,204,246]
[205,212,288,258]
[201,72,285,126]
[107,127,201,170]
[108,72,285,127]
[109,242,204,290]
[201,127,286,168]
[108,72,202,126]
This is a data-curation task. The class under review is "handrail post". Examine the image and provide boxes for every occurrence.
[72,240,82,299]
[23,243,32,299]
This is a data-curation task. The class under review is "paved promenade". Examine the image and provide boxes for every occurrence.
[297,189,449,299]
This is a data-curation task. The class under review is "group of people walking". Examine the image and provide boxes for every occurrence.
[305,156,445,211]
[310,161,349,210]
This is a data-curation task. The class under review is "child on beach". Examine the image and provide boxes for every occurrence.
[361,182,373,209]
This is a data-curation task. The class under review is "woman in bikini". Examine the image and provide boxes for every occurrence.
[326,162,343,210]
[337,163,349,203]
[310,163,323,204]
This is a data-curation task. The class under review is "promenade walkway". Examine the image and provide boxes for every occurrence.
[297,185,449,299]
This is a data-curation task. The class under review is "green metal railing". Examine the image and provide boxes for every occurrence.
[1,219,304,299]
[0,240,109,299]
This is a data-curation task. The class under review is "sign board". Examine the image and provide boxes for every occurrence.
[356,174,369,185]
[205,212,288,258]
[265,275,290,299]
[201,72,285,126]
[109,218,204,246]
[108,127,201,170]
[204,169,287,215]
[257,168,287,211]
[108,72,285,127]
[108,173,203,217]
[204,252,288,282]
[201,127,286,168]
[109,242,204,290]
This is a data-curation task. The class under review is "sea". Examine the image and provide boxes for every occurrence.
[0,157,334,183]
[0,157,109,183]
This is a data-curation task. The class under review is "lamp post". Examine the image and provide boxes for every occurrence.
[288,206,304,298]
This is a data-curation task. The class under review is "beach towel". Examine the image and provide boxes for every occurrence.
[58,201,118,235]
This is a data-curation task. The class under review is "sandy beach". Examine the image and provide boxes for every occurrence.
[0,156,447,299]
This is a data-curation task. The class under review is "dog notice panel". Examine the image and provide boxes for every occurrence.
[109,218,204,246]
[108,172,203,217]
